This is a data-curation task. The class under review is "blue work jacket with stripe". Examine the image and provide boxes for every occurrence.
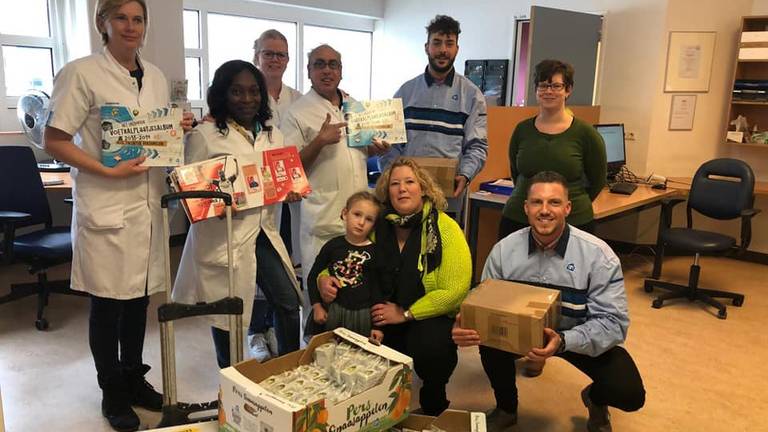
[381,67,488,180]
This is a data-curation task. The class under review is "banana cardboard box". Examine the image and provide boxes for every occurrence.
[219,328,413,432]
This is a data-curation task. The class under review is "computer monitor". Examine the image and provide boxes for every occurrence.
[594,123,626,179]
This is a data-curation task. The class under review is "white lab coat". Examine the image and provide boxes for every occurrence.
[280,89,368,289]
[173,122,301,330]
[46,48,170,299]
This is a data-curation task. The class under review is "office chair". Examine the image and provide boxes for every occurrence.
[0,146,85,330]
[644,158,760,319]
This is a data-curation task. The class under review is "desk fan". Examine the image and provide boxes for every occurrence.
[17,89,70,172]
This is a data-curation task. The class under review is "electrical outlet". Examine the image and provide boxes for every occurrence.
[625,132,636,141]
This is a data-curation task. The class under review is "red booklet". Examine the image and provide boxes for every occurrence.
[170,147,311,223]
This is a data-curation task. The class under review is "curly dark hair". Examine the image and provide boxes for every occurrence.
[533,59,575,91]
[426,15,461,39]
[207,60,272,136]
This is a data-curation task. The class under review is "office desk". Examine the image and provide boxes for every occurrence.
[468,185,681,279]
[40,171,72,189]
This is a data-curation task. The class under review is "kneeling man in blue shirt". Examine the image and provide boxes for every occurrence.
[452,171,645,432]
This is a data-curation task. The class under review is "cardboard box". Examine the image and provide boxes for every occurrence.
[407,157,458,198]
[460,279,560,355]
[146,421,218,432]
[391,410,486,432]
[219,328,414,432]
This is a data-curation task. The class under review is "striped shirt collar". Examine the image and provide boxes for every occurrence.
[423,66,455,87]
[528,224,570,258]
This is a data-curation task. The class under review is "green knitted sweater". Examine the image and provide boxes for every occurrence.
[502,117,607,226]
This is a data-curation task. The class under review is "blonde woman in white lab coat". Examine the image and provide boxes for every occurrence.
[173,60,302,368]
[43,1,193,431]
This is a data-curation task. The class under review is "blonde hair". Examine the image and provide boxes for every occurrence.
[374,157,448,211]
[94,0,148,45]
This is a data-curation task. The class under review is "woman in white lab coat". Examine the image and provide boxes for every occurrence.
[43,1,193,431]
[173,60,302,368]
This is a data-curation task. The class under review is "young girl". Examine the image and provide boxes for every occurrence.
[308,191,387,341]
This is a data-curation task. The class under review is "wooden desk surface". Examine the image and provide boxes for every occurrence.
[40,171,73,189]
[668,177,768,196]
[471,184,680,219]
[593,185,680,219]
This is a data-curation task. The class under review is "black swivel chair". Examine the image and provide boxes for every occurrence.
[644,158,760,319]
[0,146,85,330]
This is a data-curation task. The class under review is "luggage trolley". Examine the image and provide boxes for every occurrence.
[156,191,244,427]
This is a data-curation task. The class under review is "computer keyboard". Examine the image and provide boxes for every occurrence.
[609,181,638,195]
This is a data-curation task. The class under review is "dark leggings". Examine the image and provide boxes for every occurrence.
[480,345,645,414]
[383,315,458,416]
[89,295,150,387]
[498,217,596,241]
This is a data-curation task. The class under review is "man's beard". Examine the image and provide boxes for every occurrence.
[428,54,455,74]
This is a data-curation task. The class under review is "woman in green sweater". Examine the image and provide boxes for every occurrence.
[500,59,607,238]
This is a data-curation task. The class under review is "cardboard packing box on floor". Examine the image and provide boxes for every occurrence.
[390,409,487,432]
[219,328,414,432]
[460,279,560,355]
[407,157,458,198]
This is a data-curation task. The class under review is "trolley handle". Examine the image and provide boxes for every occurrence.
[161,191,232,208]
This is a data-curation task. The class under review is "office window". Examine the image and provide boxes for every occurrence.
[0,0,60,131]
[2,46,54,97]
[183,1,376,115]
[207,13,297,88]
[303,26,372,100]
[0,0,50,38]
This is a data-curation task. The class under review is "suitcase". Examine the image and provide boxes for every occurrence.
[156,191,244,427]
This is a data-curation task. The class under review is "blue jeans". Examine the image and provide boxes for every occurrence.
[212,231,300,368]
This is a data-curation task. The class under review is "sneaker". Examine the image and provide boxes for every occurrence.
[265,327,279,357]
[248,333,272,362]
[522,357,545,378]
[581,384,612,432]
[485,407,517,432]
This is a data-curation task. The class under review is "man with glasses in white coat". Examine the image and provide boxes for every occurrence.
[281,44,388,305]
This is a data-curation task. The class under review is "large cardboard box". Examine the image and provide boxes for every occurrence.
[391,410,486,432]
[460,279,560,355]
[407,157,458,198]
[219,328,413,432]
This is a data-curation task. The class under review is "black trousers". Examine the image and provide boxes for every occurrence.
[89,295,150,388]
[498,217,596,240]
[383,315,458,416]
[479,345,645,414]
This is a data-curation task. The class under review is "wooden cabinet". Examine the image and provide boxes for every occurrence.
[726,16,768,149]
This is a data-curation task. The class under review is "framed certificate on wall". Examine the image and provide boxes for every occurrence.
[664,31,716,92]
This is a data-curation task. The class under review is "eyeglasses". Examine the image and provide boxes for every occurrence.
[312,59,342,70]
[536,82,567,92]
[260,50,289,60]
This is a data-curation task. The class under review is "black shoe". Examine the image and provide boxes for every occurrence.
[581,384,612,432]
[126,364,163,411]
[102,391,140,432]
[486,407,518,432]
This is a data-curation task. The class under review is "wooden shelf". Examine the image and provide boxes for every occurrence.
[725,141,768,149]
[732,100,768,105]
[737,59,768,63]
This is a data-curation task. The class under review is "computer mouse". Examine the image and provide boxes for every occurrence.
[651,183,666,190]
